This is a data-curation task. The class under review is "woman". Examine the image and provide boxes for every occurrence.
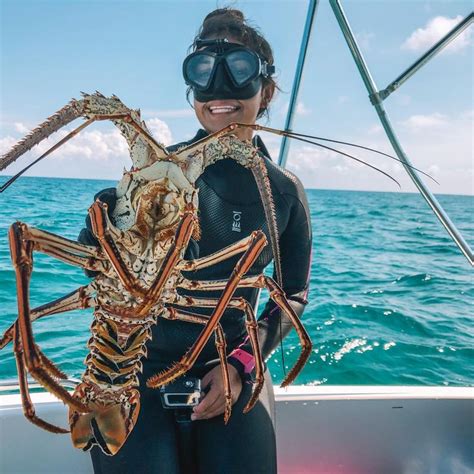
[81,8,312,474]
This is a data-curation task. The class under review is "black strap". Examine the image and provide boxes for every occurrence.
[174,410,197,474]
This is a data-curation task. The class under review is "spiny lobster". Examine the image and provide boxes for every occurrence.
[0,92,312,455]
[0,92,434,455]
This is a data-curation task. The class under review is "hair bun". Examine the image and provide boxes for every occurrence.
[203,8,245,25]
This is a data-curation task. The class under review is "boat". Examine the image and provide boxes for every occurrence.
[1,383,472,473]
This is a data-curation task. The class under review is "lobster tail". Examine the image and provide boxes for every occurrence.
[69,384,140,456]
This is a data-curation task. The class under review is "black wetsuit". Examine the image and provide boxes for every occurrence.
[80,129,312,474]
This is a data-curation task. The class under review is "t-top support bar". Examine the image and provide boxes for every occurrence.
[278,0,319,168]
[379,12,474,101]
[329,0,473,265]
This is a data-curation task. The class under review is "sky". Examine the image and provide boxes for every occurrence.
[0,0,473,195]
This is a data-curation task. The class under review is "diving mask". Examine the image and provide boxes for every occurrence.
[183,38,275,101]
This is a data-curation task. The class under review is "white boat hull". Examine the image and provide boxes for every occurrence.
[1,386,472,473]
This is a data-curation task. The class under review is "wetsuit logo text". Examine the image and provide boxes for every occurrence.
[232,211,242,232]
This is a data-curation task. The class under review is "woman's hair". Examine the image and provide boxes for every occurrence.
[186,7,277,119]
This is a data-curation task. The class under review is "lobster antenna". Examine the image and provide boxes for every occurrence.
[251,124,438,185]
[250,156,283,287]
[0,119,94,193]
[0,112,166,194]
[281,134,402,188]
[277,128,439,185]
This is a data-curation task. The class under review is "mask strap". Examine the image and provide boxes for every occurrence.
[194,37,229,52]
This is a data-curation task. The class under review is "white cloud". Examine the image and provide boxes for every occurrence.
[146,118,173,146]
[0,116,174,179]
[367,124,383,135]
[399,112,448,131]
[2,118,174,162]
[402,16,472,53]
[333,164,350,173]
[2,110,472,195]
[13,122,29,134]
[296,102,311,116]
[0,136,18,155]
[49,129,128,160]
[428,164,441,176]
[280,109,472,195]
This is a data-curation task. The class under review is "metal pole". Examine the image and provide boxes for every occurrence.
[278,0,319,168]
[380,12,474,100]
[329,0,473,266]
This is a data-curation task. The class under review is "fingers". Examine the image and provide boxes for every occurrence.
[191,382,220,420]
[201,370,213,389]
[193,400,226,421]
[192,365,243,421]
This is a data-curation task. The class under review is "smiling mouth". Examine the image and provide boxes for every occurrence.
[208,105,240,115]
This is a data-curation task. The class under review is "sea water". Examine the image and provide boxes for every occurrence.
[0,176,472,386]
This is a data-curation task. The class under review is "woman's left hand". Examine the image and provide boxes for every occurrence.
[191,364,242,421]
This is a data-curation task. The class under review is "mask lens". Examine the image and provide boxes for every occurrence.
[225,50,259,86]
[185,53,215,89]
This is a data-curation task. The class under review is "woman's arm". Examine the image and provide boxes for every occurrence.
[229,185,313,377]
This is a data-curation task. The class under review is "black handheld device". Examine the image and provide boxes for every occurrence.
[159,376,202,410]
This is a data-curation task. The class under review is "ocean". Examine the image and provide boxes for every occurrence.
[0,176,472,386]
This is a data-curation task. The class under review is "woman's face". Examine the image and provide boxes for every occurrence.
[192,37,272,141]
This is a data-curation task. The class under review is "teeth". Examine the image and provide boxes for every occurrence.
[209,106,238,114]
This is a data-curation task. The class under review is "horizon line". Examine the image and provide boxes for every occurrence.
[0,174,472,198]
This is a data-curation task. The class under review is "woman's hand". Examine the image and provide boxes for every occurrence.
[191,364,242,421]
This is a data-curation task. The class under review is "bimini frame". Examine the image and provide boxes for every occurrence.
[279,0,474,266]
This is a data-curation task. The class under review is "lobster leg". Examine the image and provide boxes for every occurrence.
[87,213,197,323]
[87,201,197,304]
[137,212,196,316]
[177,234,255,272]
[26,227,101,256]
[169,296,265,414]
[176,274,312,387]
[178,276,260,291]
[227,299,264,413]
[213,322,232,423]
[92,212,197,321]
[9,222,89,413]
[33,243,107,274]
[15,225,108,273]
[13,323,70,433]
[262,276,312,387]
[88,200,143,296]
[147,230,267,387]
[1,284,96,350]
[157,307,233,423]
